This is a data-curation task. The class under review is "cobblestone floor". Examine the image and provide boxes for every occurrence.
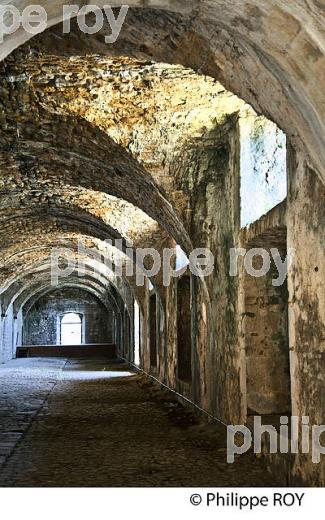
[0,357,282,487]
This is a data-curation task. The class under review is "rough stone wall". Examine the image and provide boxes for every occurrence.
[237,202,290,420]
[150,109,291,430]
[0,3,323,486]
[151,114,242,419]
[0,303,14,363]
[14,309,23,348]
[287,150,325,486]
[165,268,178,389]
[241,242,290,416]
[180,115,241,422]
[23,288,114,345]
[208,118,241,423]
[176,274,192,383]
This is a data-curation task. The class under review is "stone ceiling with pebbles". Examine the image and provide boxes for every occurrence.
[9,55,245,190]
[1,1,324,313]
[0,50,247,237]
[2,3,324,178]
[0,31,251,311]
[0,253,135,316]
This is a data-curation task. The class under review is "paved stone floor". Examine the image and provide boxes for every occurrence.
[0,357,282,487]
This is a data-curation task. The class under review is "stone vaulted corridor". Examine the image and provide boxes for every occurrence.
[0,357,280,487]
[0,1,324,491]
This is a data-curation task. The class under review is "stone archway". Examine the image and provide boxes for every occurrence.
[1,1,324,181]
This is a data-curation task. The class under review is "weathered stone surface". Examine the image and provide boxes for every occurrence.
[0,357,283,487]
[24,287,114,345]
[1,2,325,179]
[0,2,323,487]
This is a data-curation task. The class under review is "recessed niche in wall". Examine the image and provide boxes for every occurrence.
[177,275,192,384]
[242,229,291,416]
[149,293,157,368]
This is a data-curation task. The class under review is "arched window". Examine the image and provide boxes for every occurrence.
[60,313,82,345]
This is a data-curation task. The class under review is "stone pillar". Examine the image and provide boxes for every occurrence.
[287,147,325,485]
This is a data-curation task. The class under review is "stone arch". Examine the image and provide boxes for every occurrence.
[0,109,192,252]
[0,256,131,316]
[0,2,324,181]
[21,285,114,347]
[16,278,113,316]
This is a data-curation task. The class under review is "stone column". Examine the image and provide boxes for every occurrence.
[287,147,325,485]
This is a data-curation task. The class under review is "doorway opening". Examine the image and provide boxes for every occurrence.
[60,313,82,345]
[177,275,192,383]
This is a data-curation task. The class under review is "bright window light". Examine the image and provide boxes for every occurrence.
[61,313,82,345]
[176,245,189,271]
